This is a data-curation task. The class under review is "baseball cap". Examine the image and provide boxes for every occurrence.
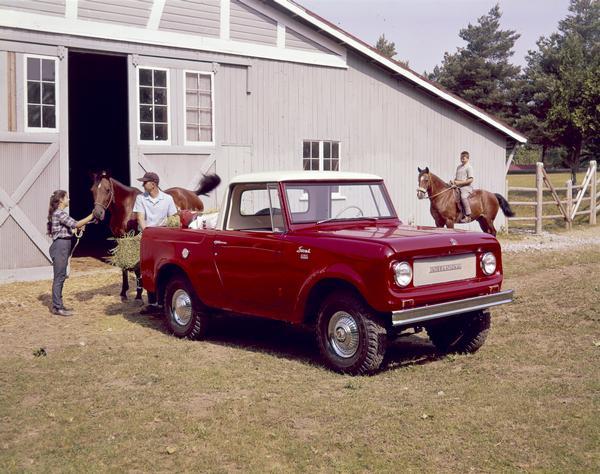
[137,171,159,184]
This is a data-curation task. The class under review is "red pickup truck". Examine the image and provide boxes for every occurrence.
[141,171,513,374]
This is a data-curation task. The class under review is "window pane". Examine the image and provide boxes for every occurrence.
[139,87,152,104]
[139,68,152,86]
[199,110,212,126]
[303,141,310,158]
[332,158,340,171]
[303,158,311,170]
[27,58,40,81]
[28,105,41,127]
[185,72,197,89]
[198,75,211,90]
[324,142,331,158]
[27,81,41,104]
[154,88,167,105]
[186,92,198,108]
[199,93,211,108]
[187,126,199,142]
[139,105,153,122]
[312,159,319,170]
[155,124,168,140]
[154,70,167,87]
[200,127,212,142]
[42,105,56,128]
[41,59,55,81]
[311,142,319,158]
[323,159,331,171]
[140,123,153,140]
[186,109,199,125]
[42,83,55,105]
[154,105,167,123]
[332,142,339,159]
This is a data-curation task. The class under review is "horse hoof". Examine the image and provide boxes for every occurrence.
[120,295,128,302]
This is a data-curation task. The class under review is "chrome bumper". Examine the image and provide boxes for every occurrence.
[391,290,514,327]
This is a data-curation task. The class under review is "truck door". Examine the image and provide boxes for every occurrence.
[213,184,290,318]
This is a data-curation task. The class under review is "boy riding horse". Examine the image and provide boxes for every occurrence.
[450,151,474,223]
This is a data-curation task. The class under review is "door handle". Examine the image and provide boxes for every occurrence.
[214,240,228,246]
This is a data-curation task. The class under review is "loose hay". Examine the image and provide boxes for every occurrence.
[108,232,141,270]
[107,217,182,270]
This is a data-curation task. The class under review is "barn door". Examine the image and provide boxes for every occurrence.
[0,49,66,279]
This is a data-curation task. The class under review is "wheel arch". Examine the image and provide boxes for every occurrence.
[302,277,366,327]
[156,263,191,304]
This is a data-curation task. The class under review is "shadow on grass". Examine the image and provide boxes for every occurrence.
[120,306,442,372]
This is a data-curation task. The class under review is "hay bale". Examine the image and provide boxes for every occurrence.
[108,232,141,270]
[166,215,180,227]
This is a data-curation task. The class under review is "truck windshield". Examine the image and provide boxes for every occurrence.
[284,182,396,224]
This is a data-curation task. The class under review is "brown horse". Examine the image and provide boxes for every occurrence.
[416,167,514,236]
[91,171,220,299]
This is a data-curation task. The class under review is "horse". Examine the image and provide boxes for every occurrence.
[416,167,514,236]
[90,171,221,300]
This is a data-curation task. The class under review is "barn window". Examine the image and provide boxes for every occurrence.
[184,71,214,144]
[25,55,58,131]
[138,67,169,143]
[302,140,340,171]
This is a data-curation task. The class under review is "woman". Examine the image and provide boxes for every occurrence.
[47,190,95,316]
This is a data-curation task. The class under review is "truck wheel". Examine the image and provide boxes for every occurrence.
[316,291,387,375]
[426,310,490,354]
[163,275,208,340]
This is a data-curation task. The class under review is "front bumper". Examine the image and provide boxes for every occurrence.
[391,289,514,327]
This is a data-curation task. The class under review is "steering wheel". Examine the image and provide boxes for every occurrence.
[334,205,364,219]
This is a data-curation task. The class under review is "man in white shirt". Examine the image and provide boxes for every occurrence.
[133,171,177,230]
[133,171,177,314]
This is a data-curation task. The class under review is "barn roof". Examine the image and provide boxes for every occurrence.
[271,0,527,145]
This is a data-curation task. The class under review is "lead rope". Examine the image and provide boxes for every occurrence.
[66,227,84,277]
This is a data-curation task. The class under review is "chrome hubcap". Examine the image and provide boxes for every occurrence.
[171,289,192,326]
[328,311,359,358]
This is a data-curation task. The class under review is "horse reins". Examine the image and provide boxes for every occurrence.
[417,185,455,200]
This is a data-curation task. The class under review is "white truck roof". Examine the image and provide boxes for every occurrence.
[229,171,383,184]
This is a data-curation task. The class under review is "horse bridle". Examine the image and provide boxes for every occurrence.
[417,173,455,200]
[95,176,115,211]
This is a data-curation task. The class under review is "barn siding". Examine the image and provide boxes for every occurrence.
[0,0,65,17]
[285,28,333,55]
[230,0,277,46]
[159,0,221,38]
[78,0,154,27]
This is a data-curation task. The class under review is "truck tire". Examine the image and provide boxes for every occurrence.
[426,310,491,354]
[316,291,388,375]
[163,275,208,340]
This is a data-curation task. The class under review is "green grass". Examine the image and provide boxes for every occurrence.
[1,247,599,472]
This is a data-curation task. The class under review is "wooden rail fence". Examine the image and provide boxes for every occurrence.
[506,160,598,234]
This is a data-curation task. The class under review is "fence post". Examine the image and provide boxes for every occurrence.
[590,160,597,225]
[566,179,573,231]
[505,178,510,234]
[536,162,544,234]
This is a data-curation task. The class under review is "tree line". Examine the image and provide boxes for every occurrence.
[375,0,599,184]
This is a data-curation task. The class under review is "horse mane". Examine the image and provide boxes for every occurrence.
[428,172,450,190]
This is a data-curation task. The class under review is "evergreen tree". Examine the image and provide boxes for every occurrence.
[520,0,599,183]
[375,34,397,59]
[428,4,521,125]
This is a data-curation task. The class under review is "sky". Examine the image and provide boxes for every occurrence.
[298,0,571,74]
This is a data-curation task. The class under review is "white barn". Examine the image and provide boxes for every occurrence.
[0,0,526,281]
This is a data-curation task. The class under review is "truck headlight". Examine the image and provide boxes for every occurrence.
[481,252,497,275]
[392,261,412,287]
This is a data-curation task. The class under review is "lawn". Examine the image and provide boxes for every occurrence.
[1,245,599,472]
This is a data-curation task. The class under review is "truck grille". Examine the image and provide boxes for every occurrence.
[413,253,476,287]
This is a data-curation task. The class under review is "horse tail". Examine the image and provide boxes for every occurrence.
[494,193,515,217]
[195,173,221,196]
